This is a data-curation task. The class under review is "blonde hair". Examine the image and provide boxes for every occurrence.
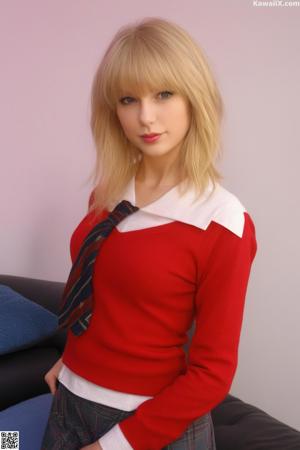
[87,16,224,215]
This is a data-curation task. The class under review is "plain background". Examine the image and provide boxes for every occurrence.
[1,0,299,431]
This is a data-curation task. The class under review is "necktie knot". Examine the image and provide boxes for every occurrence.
[107,199,140,227]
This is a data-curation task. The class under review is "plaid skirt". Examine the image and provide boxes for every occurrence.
[41,381,217,450]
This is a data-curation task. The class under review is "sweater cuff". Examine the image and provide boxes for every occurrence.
[98,423,134,450]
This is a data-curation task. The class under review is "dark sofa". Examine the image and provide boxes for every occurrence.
[0,273,299,450]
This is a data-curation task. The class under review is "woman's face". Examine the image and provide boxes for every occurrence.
[115,89,191,160]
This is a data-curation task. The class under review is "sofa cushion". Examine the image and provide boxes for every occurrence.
[0,393,53,450]
[0,284,58,355]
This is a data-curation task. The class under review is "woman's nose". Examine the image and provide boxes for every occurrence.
[138,100,156,124]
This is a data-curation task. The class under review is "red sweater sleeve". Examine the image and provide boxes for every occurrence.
[118,212,258,450]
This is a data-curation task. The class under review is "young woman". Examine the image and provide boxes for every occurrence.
[41,17,257,450]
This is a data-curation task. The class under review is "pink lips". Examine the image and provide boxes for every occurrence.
[141,134,162,143]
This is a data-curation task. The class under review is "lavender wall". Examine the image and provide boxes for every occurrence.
[1,0,299,431]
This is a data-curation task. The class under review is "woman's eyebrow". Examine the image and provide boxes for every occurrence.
[118,91,136,96]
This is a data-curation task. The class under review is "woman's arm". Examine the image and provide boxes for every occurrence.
[102,212,257,450]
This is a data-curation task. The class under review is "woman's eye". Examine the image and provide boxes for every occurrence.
[119,96,134,105]
[118,91,173,105]
[158,91,173,99]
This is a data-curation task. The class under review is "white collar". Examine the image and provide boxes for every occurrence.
[113,175,247,238]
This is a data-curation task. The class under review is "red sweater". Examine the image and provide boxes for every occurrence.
[62,193,257,449]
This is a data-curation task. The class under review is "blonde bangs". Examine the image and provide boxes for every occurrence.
[103,37,185,109]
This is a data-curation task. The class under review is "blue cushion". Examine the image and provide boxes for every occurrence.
[0,393,53,450]
[0,284,58,355]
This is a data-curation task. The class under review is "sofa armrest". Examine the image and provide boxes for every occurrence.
[212,394,300,449]
[0,274,65,314]
[0,274,67,410]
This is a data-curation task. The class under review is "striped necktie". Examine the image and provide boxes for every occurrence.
[57,199,139,336]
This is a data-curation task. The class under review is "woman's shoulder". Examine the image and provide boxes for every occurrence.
[212,182,246,210]
[211,182,248,221]
[191,181,253,239]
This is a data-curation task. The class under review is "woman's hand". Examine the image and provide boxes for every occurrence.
[80,441,102,450]
[44,357,63,395]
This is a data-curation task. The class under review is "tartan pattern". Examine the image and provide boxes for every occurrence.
[57,199,139,336]
[41,382,217,449]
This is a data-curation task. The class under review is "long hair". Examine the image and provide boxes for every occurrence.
[87,17,224,215]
